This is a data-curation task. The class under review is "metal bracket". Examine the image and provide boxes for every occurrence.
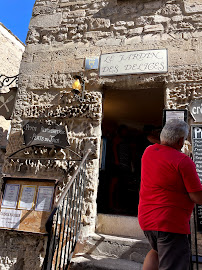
[0,74,19,89]
[7,144,82,161]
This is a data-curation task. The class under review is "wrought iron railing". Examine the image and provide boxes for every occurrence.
[43,149,91,270]
[0,74,18,89]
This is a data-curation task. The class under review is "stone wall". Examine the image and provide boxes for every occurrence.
[24,0,202,111]
[0,24,25,186]
[0,230,47,270]
[1,0,202,269]
[0,23,24,77]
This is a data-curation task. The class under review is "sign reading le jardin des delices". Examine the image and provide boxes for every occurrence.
[99,49,168,76]
[23,121,69,148]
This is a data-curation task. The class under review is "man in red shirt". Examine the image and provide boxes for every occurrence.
[138,119,202,270]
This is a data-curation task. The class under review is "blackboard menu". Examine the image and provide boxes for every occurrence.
[191,125,202,182]
[191,125,202,232]
[23,121,69,148]
[196,205,202,232]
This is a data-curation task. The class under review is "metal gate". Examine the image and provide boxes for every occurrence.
[190,206,202,270]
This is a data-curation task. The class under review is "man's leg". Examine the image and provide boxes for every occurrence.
[157,232,190,270]
[143,249,159,270]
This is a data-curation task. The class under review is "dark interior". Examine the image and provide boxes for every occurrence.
[97,87,164,216]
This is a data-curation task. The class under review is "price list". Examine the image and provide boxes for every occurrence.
[196,205,202,232]
[192,126,202,182]
[192,125,202,231]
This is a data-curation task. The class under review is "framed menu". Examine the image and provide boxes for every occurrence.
[1,184,20,209]
[163,109,188,126]
[18,185,37,210]
[35,186,54,212]
[0,177,56,233]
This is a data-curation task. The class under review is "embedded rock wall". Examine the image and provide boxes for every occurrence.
[0,231,47,270]
[23,0,202,112]
[1,0,202,269]
[0,23,25,186]
[0,23,24,77]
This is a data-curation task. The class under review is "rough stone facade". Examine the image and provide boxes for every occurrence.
[1,0,202,269]
[0,23,24,77]
[0,24,25,182]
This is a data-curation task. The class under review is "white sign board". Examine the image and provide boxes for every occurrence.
[99,49,168,76]
[1,184,20,209]
[165,111,185,122]
[35,186,54,212]
[0,209,21,229]
[163,109,188,126]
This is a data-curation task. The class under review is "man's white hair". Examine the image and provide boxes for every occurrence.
[160,119,189,145]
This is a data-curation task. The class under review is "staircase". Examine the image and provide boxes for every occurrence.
[70,214,150,270]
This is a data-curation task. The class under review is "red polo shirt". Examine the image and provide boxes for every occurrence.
[138,144,202,234]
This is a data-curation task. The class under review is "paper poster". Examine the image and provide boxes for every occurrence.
[35,186,54,212]
[165,111,185,122]
[0,209,21,229]
[18,185,37,210]
[1,184,20,209]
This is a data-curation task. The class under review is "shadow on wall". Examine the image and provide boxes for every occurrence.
[0,127,9,149]
[71,235,151,269]
[10,258,24,270]
[93,0,166,23]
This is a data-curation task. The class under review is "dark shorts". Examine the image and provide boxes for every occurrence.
[144,231,190,270]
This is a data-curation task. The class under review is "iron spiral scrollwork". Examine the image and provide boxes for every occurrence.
[0,74,19,89]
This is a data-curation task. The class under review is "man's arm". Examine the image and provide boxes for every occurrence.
[179,156,202,203]
[189,191,202,205]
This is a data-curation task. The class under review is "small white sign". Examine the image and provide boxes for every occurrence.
[85,57,99,70]
[0,209,21,229]
[18,185,37,210]
[1,184,20,209]
[35,186,54,212]
[165,111,185,122]
[99,49,168,76]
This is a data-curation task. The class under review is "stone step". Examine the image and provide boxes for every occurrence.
[96,214,145,239]
[70,254,143,270]
[78,233,150,264]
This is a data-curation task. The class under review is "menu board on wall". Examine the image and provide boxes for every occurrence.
[191,125,202,232]
[35,186,54,212]
[191,125,202,182]
[18,185,37,210]
[1,184,20,209]
[196,205,202,232]
[0,177,56,234]
[163,109,188,126]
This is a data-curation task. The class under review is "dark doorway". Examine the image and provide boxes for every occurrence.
[97,87,164,216]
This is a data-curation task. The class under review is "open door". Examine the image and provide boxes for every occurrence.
[97,87,164,216]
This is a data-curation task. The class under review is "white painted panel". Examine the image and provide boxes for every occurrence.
[0,209,21,229]
[99,49,168,76]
